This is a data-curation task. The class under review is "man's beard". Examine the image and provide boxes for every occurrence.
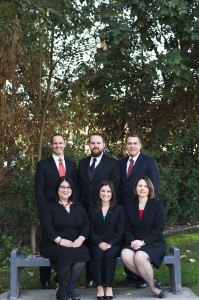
[90,149,103,157]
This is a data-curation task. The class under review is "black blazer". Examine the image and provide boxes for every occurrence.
[35,155,77,210]
[119,153,160,206]
[125,199,166,249]
[78,153,120,208]
[89,205,125,246]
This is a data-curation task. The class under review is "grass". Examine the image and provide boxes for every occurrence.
[165,232,199,296]
[1,232,199,295]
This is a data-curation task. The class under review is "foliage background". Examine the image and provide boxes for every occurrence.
[0,0,198,291]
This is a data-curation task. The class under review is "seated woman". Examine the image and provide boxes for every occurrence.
[121,176,167,298]
[89,180,125,299]
[40,176,90,300]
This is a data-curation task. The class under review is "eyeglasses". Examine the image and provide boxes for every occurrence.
[59,186,72,190]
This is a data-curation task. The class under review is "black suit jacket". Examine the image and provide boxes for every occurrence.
[119,153,160,206]
[89,205,125,246]
[78,153,120,208]
[35,155,77,210]
[125,199,166,249]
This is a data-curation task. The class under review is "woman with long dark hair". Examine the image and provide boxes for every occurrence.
[89,180,125,299]
[40,176,90,300]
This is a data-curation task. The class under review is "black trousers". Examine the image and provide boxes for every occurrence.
[84,239,94,282]
[92,245,121,287]
[39,266,52,285]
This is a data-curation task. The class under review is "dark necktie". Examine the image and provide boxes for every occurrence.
[89,158,97,177]
[127,159,134,178]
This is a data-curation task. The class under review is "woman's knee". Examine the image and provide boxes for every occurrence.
[134,251,148,265]
[121,249,132,264]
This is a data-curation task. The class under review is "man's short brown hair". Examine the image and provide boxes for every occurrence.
[125,132,142,144]
[88,132,105,143]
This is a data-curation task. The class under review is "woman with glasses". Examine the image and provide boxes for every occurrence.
[40,176,90,300]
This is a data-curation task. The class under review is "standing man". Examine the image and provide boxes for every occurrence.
[119,132,160,288]
[78,132,120,287]
[35,133,77,289]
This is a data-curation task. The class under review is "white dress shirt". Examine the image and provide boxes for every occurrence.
[52,154,66,171]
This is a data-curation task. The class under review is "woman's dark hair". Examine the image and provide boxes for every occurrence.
[96,180,116,213]
[55,176,77,203]
[133,176,155,200]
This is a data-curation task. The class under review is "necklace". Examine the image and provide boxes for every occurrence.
[59,199,70,209]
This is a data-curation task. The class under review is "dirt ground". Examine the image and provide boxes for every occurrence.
[164,224,199,236]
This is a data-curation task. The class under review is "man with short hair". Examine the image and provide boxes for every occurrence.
[78,132,120,287]
[35,134,77,289]
[119,133,160,288]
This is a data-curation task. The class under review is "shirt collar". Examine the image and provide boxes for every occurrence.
[91,152,103,162]
[128,152,140,164]
[52,154,64,162]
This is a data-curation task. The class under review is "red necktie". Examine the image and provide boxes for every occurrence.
[58,158,65,176]
[127,159,134,178]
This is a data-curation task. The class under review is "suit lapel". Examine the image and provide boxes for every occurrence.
[64,156,71,176]
[127,153,144,179]
[89,153,106,181]
[83,156,92,182]
[128,201,141,225]
[140,199,152,222]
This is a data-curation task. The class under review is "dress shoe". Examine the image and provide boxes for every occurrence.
[105,296,113,299]
[97,297,105,300]
[41,281,53,289]
[86,280,95,288]
[154,278,161,289]
[134,280,147,288]
[158,290,166,298]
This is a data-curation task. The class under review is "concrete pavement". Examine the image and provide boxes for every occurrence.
[0,287,199,300]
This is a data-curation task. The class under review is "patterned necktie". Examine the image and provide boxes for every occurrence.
[127,159,134,178]
[58,158,65,176]
[89,158,97,176]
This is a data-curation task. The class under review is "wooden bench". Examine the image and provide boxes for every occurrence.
[10,245,182,299]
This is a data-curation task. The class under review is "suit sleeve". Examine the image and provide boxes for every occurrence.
[89,209,104,246]
[125,212,137,245]
[109,206,125,246]
[143,201,165,245]
[35,161,46,210]
[40,204,59,241]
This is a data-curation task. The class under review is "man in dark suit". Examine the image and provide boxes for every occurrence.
[35,133,77,289]
[119,132,160,288]
[78,132,120,287]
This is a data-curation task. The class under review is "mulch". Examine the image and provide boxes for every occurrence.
[164,224,199,236]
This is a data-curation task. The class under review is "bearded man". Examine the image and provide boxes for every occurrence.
[77,132,120,287]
